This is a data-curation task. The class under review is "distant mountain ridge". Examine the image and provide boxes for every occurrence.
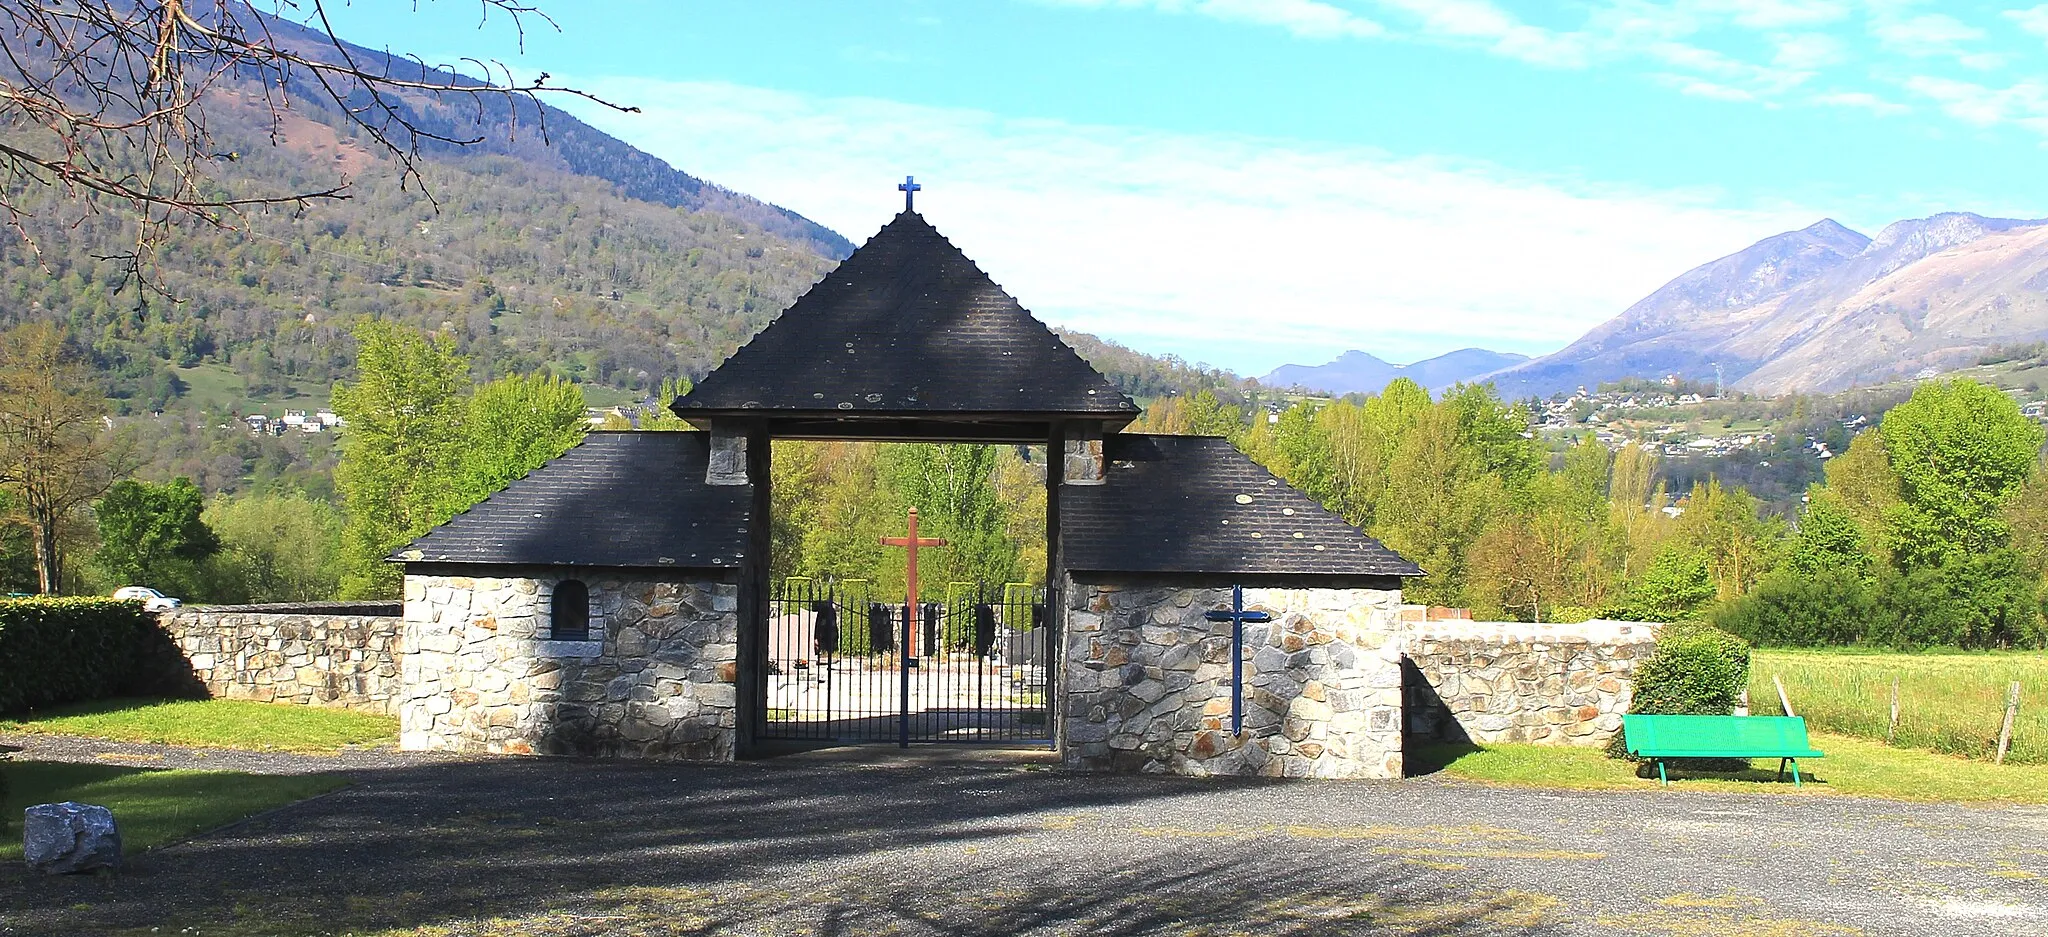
[1263,348,1529,396]
[1479,212,2048,397]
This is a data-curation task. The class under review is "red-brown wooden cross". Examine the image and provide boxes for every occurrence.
[880,506,947,658]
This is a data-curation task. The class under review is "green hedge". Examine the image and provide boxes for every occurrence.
[0,598,201,714]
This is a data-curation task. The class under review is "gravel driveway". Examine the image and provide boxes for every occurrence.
[2,738,2043,936]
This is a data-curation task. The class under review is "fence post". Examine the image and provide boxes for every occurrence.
[1774,674,1796,718]
[1888,677,1899,746]
[1996,681,2021,766]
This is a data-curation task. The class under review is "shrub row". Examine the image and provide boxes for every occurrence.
[0,598,199,713]
[1713,552,2048,651]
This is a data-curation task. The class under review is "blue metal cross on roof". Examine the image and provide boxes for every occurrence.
[898,175,920,211]
[1205,585,1272,736]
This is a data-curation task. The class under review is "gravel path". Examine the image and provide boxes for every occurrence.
[3,740,2044,936]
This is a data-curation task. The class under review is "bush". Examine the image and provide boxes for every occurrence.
[0,598,200,713]
[1713,568,1873,647]
[1608,621,1751,762]
[1630,621,1752,716]
[1868,551,2045,650]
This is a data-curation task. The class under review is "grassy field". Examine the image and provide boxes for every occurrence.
[1749,649,2047,765]
[1416,732,2048,803]
[0,761,345,859]
[0,698,399,753]
[172,363,331,414]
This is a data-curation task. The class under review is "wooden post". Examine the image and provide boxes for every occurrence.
[1774,674,1796,718]
[1996,681,2021,766]
[1888,677,1900,746]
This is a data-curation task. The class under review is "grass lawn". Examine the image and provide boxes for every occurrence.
[1750,649,2047,764]
[0,698,398,753]
[0,761,345,859]
[1414,731,2048,803]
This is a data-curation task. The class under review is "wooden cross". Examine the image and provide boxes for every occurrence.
[1205,585,1271,736]
[880,507,946,658]
[898,175,921,212]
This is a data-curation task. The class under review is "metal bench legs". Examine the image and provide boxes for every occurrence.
[1775,757,1804,788]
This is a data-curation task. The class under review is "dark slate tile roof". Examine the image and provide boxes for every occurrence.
[1060,434,1423,579]
[674,211,1137,419]
[391,432,749,570]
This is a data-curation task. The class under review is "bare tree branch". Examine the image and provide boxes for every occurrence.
[0,0,637,294]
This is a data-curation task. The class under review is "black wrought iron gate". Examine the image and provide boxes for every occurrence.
[761,578,1052,744]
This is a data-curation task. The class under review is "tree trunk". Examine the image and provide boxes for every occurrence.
[34,516,59,595]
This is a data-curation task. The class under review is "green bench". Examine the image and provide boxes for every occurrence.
[1622,714,1826,787]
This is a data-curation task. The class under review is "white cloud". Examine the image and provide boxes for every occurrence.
[1693,0,1850,30]
[1033,0,2034,139]
[1659,74,1760,101]
[1771,32,1845,69]
[1905,76,2048,129]
[556,80,1818,371]
[1871,13,1985,57]
[1811,90,1908,116]
[2010,5,2048,42]
[1036,0,1384,38]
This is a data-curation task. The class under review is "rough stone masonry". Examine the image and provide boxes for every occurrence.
[400,571,739,759]
[159,603,404,714]
[1061,579,1406,779]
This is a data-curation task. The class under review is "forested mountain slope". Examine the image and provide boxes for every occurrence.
[0,13,852,418]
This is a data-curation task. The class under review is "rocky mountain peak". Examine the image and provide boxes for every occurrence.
[1864,212,2045,275]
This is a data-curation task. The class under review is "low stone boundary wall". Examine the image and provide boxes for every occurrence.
[1402,619,1658,747]
[158,603,404,714]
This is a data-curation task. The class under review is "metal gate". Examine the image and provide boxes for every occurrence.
[762,578,1052,744]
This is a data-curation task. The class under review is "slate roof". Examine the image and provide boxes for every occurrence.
[1060,434,1423,579]
[674,211,1137,421]
[391,432,750,570]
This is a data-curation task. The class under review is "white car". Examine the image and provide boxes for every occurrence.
[112,586,182,611]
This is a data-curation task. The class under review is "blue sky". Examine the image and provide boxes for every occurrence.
[316,1,2048,375]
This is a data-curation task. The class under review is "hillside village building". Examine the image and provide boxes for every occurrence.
[197,202,1657,780]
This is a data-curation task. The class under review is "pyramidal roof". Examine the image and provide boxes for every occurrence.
[675,211,1137,422]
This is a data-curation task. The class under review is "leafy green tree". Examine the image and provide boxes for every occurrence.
[332,321,469,599]
[0,322,116,593]
[1878,379,2044,569]
[1183,390,1247,439]
[1672,479,1780,601]
[444,372,586,514]
[1821,429,1902,566]
[92,477,219,596]
[882,444,1018,588]
[1784,492,1870,577]
[200,491,343,603]
[1612,544,1714,622]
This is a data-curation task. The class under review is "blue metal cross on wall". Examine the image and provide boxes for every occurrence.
[899,175,920,211]
[1205,585,1271,736]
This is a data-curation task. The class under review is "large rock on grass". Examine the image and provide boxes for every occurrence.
[23,802,122,874]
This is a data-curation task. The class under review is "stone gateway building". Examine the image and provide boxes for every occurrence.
[357,203,1647,779]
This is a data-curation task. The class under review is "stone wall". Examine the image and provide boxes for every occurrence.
[1402,619,1659,746]
[159,604,404,713]
[1061,578,1405,779]
[401,570,739,759]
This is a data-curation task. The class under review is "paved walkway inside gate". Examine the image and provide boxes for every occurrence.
[3,736,2044,936]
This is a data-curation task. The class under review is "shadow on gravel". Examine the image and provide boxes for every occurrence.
[0,756,1551,936]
